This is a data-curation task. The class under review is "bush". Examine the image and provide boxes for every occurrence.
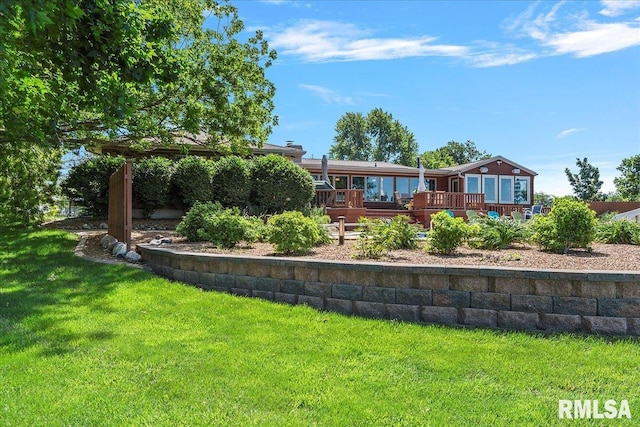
[197,207,254,249]
[176,201,223,241]
[211,156,250,208]
[468,216,525,250]
[267,211,323,254]
[425,211,470,255]
[61,155,125,217]
[352,218,388,260]
[249,154,315,214]
[596,219,640,245]
[170,156,214,209]
[529,197,597,253]
[132,157,174,218]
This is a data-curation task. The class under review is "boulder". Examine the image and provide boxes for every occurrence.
[100,235,117,249]
[124,251,142,263]
[148,239,162,245]
[111,242,127,258]
[99,223,108,230]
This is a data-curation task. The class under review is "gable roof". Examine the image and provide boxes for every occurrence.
[300,158,449,176]
[439,155,537,176]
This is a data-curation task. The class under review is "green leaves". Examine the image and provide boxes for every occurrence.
[565,157,604,201]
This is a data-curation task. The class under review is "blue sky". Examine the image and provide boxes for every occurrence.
[228,0,640,196]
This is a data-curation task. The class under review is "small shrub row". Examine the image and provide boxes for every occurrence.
[177,205,327,254]
[353,215,420,259]
[62,154,315,218]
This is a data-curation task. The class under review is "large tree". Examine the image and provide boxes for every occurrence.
[0,0,277,223]
[613,155,640,201]
[565,157,604,201]
[420,140,491,168]
[329,108,418,166]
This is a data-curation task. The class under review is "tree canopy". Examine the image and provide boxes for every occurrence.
[565,157,604,201]
[329,108,418,166]
[613,154,640,201]
[420,140,491,168]
[0,0,277,153]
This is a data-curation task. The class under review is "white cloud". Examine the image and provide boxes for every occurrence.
[268,20,468,62]
[599,0,640,17]
[556,128,583,138]
[544,21,640,57]
[298,84,354,105]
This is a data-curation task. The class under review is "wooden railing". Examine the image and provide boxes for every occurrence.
[413,191,485,210]
[313,189,364,208]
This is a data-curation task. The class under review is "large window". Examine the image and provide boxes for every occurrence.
[352,176,365,190]
[333,175,348,189]
[396,177,410,198]
[380,177,394,201]
[482,175,497,203]
[514,176,530,204]
[499,176,514,204]
[365,177,380,201]
[466,174,480,194]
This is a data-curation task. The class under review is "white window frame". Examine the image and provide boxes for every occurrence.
[514,176,530,205]
[482,175,498,203]
[499,176,514,204]
[465,174,481,194]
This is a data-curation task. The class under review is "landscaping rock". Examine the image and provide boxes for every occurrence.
[148,239,162,245]
[82,223,92,230]
[160,238,173,244]
[99,222,108,229]
[100,235,117,249]
[108,240,120,251]
[125,251,142,263]
[111,242,127,258]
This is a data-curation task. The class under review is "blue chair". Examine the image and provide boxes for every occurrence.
[487,211,500,219]
[445,210,454,218]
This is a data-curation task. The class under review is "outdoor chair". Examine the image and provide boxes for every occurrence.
[487,211,500,219]
[511,211,524,222]
[523,205,543,220]
[466,210,481,223]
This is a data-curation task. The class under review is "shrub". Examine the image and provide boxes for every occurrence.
[529,197,597,253]
[61,155,126,217]
[244,216,269,243]
[468,216,525,250]
[211,156,250,208]
[374,215,420,250]
[176,201,223,241]
[132,157,174,218]
[249,154,315,214]
[197,207,254,249]
[170,156,214,209]
[596,219,640,245]
[267,211,322,254]
[352,218,388,259]
[425,211,470,255]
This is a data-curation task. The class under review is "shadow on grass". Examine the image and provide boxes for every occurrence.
[0,227,150,356]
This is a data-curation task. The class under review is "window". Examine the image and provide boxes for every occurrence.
[380,176,394,201]
[466,174,480,194]
[352,176,365,190]
[366,176,380,201]
[499,176,514,203]
[514,176,530,204]
[482,175,497,203]
[426,179,436,191]
[333,175,348,189]
[396,177,410,198]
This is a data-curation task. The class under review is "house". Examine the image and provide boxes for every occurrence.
[89,138,537,223]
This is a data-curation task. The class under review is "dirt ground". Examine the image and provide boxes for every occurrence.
[49,218,640,272]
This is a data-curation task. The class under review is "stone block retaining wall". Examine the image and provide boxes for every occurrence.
[139,245,640,336]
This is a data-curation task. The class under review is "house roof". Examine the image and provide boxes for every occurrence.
[300,158,449,176]
[439,155,538,176]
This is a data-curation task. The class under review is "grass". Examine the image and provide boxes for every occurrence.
[1,227,639,426]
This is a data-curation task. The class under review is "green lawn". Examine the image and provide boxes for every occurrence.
[1,227,638,426]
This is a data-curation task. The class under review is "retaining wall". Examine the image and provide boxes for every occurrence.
[139,245,640,336]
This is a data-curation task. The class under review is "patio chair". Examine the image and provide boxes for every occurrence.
[487,210,500,219]
[466,210,481,223]
[523,205,543,220]
[511,211,524,222]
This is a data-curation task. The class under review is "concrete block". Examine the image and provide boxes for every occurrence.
[304,281,332,298]
[387,304,420,322]
[553,296,597,316]
[534,279,573,297]
[497,311,539,331]
[582,316,627,335]
[325,298,353,316]
[332,283,362,300]
[421,306,458,326]
[598,298,640,317]
[354,301,388,319]
[252,290,274,301]
[362,286,395,304]
[511,294,552,313]
[235,275,257,291]
[199,272,216,289]
[459,308,497,327]
[215,273,235,288]
[471,292,510,310]
[274,292,298,305]
[539,313,582,333]
[450,275,488,292]
[432,290,470,308]
[577,281,616,298]
[230,288,251,297]
[627,318,640,336]
[297,295,324,310]
[396,288,432,306]
[280,279,305,295]
[256,276,280,292]
[416,274,449,290]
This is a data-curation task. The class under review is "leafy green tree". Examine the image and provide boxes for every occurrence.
[0,143,62,224]
[534,192,555,206]
[565,158,604,201]
[420,140,490,167]
[329,108,418,166]
[1,0,277,151]
[613,155,640,201]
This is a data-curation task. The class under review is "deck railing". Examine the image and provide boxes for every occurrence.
[413,191,485,210]
[313,189,364,208]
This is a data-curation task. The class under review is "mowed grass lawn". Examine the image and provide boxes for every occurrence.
[1,228,638,426]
